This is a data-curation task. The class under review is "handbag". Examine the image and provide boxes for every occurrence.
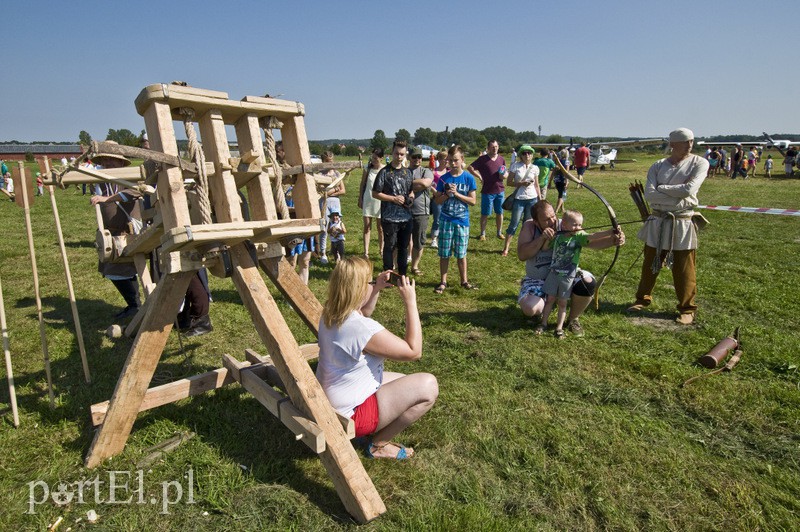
[501,164,535,211]
[501,189,517,211]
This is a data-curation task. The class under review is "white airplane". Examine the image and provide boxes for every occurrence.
[531,138,664,169]
[415,144,439,158]
[696,133,800,153]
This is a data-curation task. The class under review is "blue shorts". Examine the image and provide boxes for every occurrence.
[437,219,469,259]
[576,166,588,176]
[481,192,505,216]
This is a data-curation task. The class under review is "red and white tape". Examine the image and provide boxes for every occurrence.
[698,205,800,217]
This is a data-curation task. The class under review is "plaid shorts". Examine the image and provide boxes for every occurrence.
[437,219,469,259]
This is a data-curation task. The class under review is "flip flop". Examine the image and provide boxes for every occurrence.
[365,441,413,460]
[434,282,447,294]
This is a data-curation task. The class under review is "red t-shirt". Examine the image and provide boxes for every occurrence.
[574,147,590,167]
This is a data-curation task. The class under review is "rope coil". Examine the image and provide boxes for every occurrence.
[178,107,213,225]
[260,116,290,220]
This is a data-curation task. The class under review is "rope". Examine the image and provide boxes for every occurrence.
[178,107,213,225]
[260,116,290,220]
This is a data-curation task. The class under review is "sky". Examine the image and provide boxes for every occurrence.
[2,0,798,143]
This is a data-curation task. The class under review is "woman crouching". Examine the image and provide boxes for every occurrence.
[316,256,438,460]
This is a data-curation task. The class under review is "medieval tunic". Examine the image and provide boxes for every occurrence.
[638,154,708,251]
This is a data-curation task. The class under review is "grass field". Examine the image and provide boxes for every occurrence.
[0,152,798,530]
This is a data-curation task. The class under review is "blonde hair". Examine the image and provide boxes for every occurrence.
[322,256,373,328]
[562,210,583,225]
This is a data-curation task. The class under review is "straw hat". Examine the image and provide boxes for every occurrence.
[93,140,131,167]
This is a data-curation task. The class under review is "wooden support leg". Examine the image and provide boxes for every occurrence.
[259,256,322,336]
[0,275,20,427]
[230,244,385,523]
[47,183,91,383]
[17,163,54,407]
[85,272,194,468]
[134,253,155,298]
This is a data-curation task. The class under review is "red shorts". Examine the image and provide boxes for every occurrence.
[351,393,379,437]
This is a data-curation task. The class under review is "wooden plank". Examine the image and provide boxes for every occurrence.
[243,348,353,438]
[141,100,192,230]
[221,355,326,453]
[198,108,245,225]
[123,219,164,256]
[230,244,384,523]
[234,113,278,221]
[90,367,234,426]
[259,256,323,336]
[133,254,155,298]
[85,271,195,468]
[134,84,303,125]
[280,116,320,219]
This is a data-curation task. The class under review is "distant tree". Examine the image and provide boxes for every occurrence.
[78,130,93,147]
[25,151,35,162]
[308,142,324,156]
[413,127,436,146]
[394,128,411,144]
[370,130,389,152]
[475,134,488,151]
[516,130,538,143]
[344,144,361,157]
[480,126,516,146]
[544,134,566,145]
[435,130,449,147]
[106,128,140,147]
[328,143,342,156]
[450,127,480,147]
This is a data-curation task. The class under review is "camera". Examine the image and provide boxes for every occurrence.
[404,194,414,208]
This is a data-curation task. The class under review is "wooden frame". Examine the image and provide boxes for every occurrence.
[84,84,385,523]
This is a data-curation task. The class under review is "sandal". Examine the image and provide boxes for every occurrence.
[365,441,413,460]
[461,281,477,290]
[434,282,447,294]
[534,324,547,335]
[554,329,565,340]
[412,268,423,276]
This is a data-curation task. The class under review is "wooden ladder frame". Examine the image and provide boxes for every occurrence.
[84,84,385,523]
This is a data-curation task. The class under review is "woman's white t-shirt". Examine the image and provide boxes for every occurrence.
[316,311,385,417]
[509,161,539,200]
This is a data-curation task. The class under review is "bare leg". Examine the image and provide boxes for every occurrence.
[370,372,439,458]
[411,247,423,272]
[377,222,384,256]
[362,216,372,256]
[479,215,488,236]
[502,233,513,255]
[495,213,503,236]
[540,295,556,326]
[457,257,468,284]
[519,294,545,317]
[439,257,450,286]
[554,298,568,331]
[566,292,592,322]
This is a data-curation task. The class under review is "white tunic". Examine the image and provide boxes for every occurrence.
[637,154,708,250]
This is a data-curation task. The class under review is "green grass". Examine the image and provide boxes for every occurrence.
[0,153,798,530]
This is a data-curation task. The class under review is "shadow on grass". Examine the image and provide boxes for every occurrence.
[63,239,96,249]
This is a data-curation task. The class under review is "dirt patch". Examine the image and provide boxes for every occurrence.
[464,330,485,341]
[628,316,693,331]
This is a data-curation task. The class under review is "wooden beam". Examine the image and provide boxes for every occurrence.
[85,271,195,468]
[234,113,278,221]
[198,108,245,224]
[222,355,325,454]
[90,367,234,426]
[141,100,192,230]
[259,256,323,336]
[280,116,320,219]
[229,244,385,523]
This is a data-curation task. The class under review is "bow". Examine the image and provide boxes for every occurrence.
[552,154,621,309]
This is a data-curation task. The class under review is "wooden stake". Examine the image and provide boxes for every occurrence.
[0,275,20,427]
[38,157,91,383]
[16,162,54,407]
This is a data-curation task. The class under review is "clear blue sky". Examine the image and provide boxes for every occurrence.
[2,0,798,143]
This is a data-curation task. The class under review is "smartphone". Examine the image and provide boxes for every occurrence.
[388,271,402,285]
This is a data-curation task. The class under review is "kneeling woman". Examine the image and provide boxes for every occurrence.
[316,257,438,459]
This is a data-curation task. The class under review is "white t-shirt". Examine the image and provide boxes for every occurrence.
[316,311,385,417]
[509,161,540,200]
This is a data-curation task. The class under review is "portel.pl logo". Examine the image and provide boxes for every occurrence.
[26,469,195,514]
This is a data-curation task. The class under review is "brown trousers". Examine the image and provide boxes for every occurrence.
[634,245,697,315]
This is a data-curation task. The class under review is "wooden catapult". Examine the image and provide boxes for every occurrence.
[73,83,385,522]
